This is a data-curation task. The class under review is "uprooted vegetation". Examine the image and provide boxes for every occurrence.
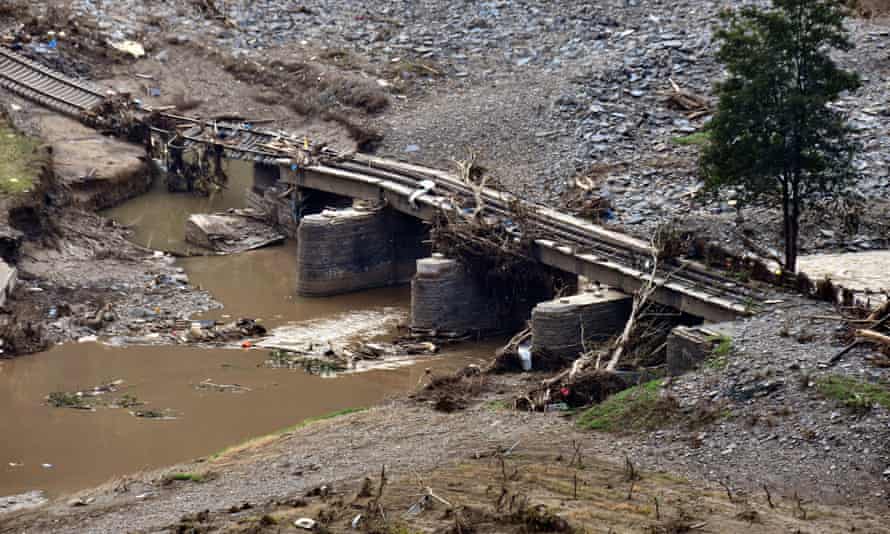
[159,443,883,534]
[413,365,488,412]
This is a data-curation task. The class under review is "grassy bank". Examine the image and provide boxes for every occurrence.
[576,379,675,432]
[0,118,41,195]
[209,407,366,461]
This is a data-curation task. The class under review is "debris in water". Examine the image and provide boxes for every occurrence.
[194,379,252,393]
[264,339,438,375]
[46,380,126,410]
[131,409,178,420]
[185,210,285,254]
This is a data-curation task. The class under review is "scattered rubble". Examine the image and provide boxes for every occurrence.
[265,340,438,376]
[0,491,47,515]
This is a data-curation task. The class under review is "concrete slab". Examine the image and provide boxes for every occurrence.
[185,211,285,253]
[0,260,17,308]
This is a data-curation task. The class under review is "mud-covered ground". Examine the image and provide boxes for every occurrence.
[2,392,888,533]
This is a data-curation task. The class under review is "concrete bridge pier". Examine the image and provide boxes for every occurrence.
[530,290,633,361]
[410,255,501,335]
[410,255,578,336]
[295,205,428,297]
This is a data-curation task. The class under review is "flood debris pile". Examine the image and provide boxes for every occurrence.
[561,174,614,221]
[131,409,177,420]
[185,209,285,254]
[265,339,438,376]
[176,318,266,345]
[413,364,486,412]
[427,164,576,337]
[194,379,251,394]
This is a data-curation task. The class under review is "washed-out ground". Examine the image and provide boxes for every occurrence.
[3,396,888,534]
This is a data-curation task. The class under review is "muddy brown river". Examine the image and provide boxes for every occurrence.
[0,162,493,498]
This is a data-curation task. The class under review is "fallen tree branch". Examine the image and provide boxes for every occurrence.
[856,329,890,347]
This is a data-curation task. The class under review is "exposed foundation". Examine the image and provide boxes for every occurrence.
[410,255,500,334]
[665,323,734,376]
[531,289,632,360]
[38,115,151,210]
[296,206,428,296]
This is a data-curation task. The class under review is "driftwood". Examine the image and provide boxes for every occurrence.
[663,78,710,114]
[531,226,681,406]
[856,329,890,347]
[866,300,890,322]
[824,308,890,367]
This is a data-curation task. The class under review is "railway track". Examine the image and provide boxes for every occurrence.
[320,156,761,308]
[0,46,107,117]
[0,45,761,317]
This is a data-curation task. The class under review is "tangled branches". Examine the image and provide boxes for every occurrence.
[431,152,571,319]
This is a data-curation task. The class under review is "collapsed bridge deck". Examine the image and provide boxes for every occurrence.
[0,45,760,322]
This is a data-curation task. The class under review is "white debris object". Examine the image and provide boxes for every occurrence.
[294,518,317,530]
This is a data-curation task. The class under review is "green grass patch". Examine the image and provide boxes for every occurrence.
[0,120,41,195]
[485,399,509,411]
[671,131,711,146]
[209,407,366,460]
[705,335,733,370]
[815,375,890,412]
[577,380,677,432]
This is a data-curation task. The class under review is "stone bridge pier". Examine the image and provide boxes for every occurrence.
[295,205,428,296]
[409,254,578,337]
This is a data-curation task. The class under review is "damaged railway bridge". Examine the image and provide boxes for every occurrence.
[0,45,761,347]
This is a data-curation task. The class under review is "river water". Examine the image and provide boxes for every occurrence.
[0,162,492,498]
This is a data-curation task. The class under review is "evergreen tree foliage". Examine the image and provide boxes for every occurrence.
[701,0,861,272]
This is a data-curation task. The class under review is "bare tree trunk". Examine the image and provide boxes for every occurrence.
[781,179,793,273]
[789,178,801,273]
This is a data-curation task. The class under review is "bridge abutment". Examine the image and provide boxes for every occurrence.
[295,205,428,297]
